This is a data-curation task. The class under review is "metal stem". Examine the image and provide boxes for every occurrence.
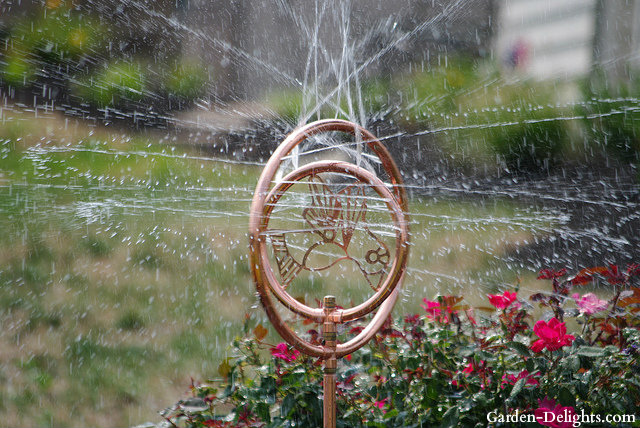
[323,295,337,428]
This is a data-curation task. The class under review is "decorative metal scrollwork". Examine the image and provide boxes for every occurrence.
[266,172,391,291]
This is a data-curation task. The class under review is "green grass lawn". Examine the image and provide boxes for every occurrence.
[0,111,555,427]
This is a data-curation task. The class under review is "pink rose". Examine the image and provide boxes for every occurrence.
[571,293,608,315]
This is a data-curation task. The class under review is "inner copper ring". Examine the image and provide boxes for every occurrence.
[257,160,408,322]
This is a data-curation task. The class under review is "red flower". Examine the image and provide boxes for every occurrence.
[535,398,576,428]
[374,398,388,409]
[537,268,567,280]
[270,342,300,362]
[421,299,442,319]
[349,326,364,335]
[460,360,491,389]
[628,263,640,277]
[373,398,389,414]
[530,318,575,352]
[501,369,539,387]
[487,290,519,309]
[404,314,421,325]
[461,360,488,377]
[420,298,457,323]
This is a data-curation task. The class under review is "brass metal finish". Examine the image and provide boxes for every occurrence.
[248,119,410,428]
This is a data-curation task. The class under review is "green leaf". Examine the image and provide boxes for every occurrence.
[472,392,488,407]
[440,406,460,428]
[525,357,535,373]
[426,382,439,401]
[506,341,531,357]
[509,377,526,400]
[256,402,271,423]
[576,346,606,358]
[260,376,277,396]
[475,350,493,361]
[384,409,399,419]
[392,391,404,410]
[281,393,295,417]
[406,356,420,370]
[558,386,575,407]
[458,346,476,357]
[562,355,580,372]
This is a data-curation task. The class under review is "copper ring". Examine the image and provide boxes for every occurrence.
[248,119,410,358]
[259,160,408,321]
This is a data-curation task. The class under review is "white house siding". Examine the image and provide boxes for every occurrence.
[495,0,597,79]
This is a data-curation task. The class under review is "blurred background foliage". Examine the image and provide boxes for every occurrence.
[1,1,639,174]
[580,70,640,164]
[1,1,208,111]
[264,56,635,175]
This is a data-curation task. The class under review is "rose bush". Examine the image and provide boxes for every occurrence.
[157,265,640,428]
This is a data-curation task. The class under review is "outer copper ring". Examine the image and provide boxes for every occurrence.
[248,119,409,358]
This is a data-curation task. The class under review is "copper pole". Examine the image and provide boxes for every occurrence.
[248,120,410,427]
[323,295,337,428]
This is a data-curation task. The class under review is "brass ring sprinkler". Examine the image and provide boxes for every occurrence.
[249,119,410,428]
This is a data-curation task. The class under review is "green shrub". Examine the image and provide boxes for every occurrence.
[0,5,103,86]
[263,77,392,124]
[263,87,305,123]
[0,51,36,87]
[360,78,392,116]
[397,59,573,173]
[165,61,208,100]
[74,61,146,107]
[18,7,102,63]
[398,57,479,123]
[158,265,640,428]
[581,73,640,163]
[475,103,569,172]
